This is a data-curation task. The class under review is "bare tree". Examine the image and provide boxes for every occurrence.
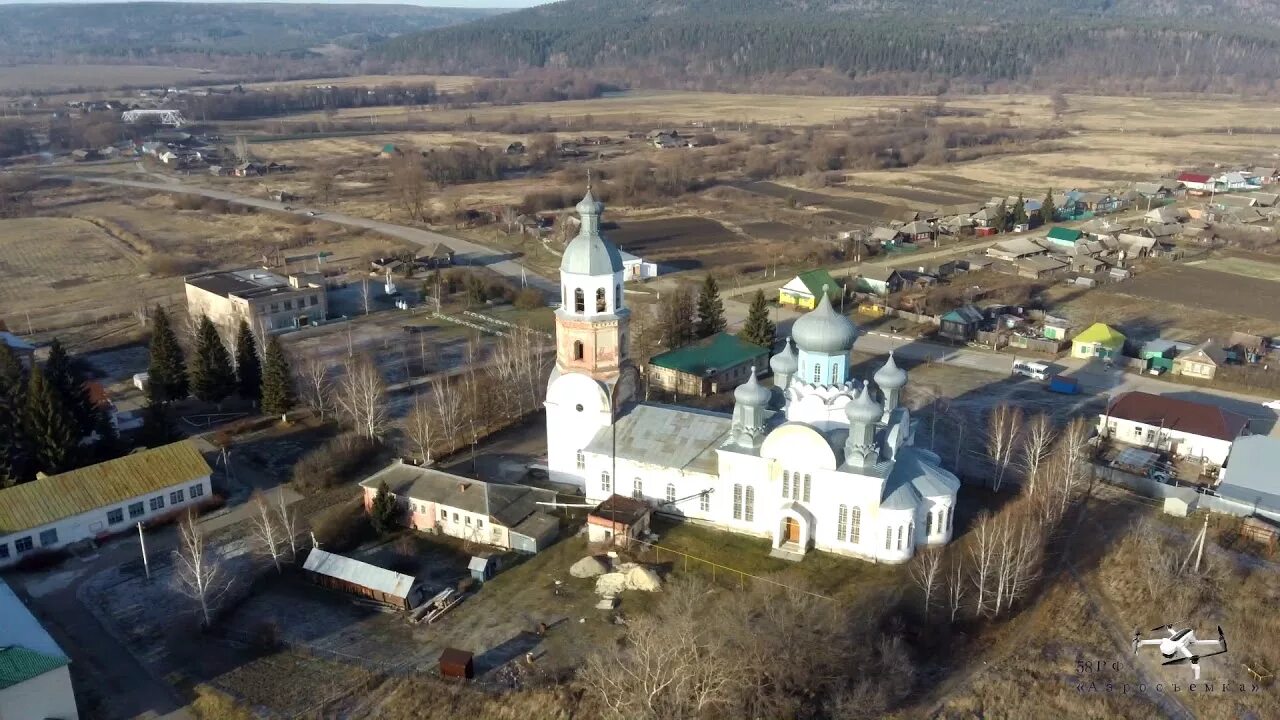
[172,511,233,627]
[311,163,336,204]
[1052,416,1094,517]
[295,355,333,421]
[430,374,465,454]
[335,355,389,440]
[403,391,436,464]
[1018,413,1056,496]
[499,204,519,235]
[909,547,944,615]
[946,557,967,622]
[361,278,371,316]
[985,403,1022,491]
[489,326,551,420]
[274,488,300,560]
[248,492,284,573]
[389,153,429,223]
[992,507,1044,616]
[968,510,997,617]
[234,135,251,164]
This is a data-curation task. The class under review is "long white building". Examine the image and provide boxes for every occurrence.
[545,188,960,563]
[0,440,213,567]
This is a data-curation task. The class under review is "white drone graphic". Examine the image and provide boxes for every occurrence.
[1133,624,1228,680]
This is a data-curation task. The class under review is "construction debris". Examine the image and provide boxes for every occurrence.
[570,556,609,578]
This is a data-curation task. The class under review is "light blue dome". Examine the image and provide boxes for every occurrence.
[791,291,857,355]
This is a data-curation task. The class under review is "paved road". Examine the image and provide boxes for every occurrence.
[53,173,559,297]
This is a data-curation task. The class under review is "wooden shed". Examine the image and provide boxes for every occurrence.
[587,494,653,549]
[302,548,423,610]
[439,647,474,680]
[1241,516,1280,547]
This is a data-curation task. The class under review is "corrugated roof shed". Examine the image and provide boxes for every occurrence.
[648,332,768,375]
[1219,436,1280,508]
[0,440,211,535]
[303,549,416,600]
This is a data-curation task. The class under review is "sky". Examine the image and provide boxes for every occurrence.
[0,0,554,6]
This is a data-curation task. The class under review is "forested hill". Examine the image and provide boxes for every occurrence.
[0,3,505,61]
[377,0,1280,93]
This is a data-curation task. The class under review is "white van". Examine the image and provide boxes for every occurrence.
[1011,359,1050,381]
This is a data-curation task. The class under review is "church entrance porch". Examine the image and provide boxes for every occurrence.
[769,502,814,562]
[783,517,800,543]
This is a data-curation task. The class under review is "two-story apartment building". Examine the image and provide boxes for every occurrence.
[1098,391,1250,467]
[185,268,328,337]
[359,461,559,554]
[0,440,213,567]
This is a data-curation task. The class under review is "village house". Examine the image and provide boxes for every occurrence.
[986,236,1047,261]
[899,220,936,244]
[1245,191,1280,207]
[870,226,903,245]
[619,250,659,280]
[779,268,840,309]
[1099,391,1249,468]
[1015,255,1068,279]
[359,462,559,554]
[647,332,771,397]
[416,243,455,269]
[0,578,79,719]
[1071,323,1126,360]
[1216,171,1256,191]
[1223,331,1268,364]
[1134,181,1175,200]
[0,441,213,568]
[938,305,986,342]
[1177,172,1215,195]
[1173,339,1226,380]
[1251,167,1279,185]
[1216,436,1280,519]
[1144,204,1183,224]
[184,268,328,336]
[1044,226,1083,249]
[854,266,903,296]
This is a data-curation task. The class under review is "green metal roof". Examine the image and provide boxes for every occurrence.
[795,269,838,298]
[1046,227,1083,243]
[649,332,768,376]
[0,646,68,690]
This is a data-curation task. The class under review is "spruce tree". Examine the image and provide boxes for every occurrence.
[24,366,79,475]
[147,305,188,403]
[190,316,236,404]
[1011,194,1027,227]
[740,289,776,349]
[991,201,1008,233]
[139,398,175,448]
[44,338,96,437]
[260,335,295,417]
[695,275,726,339]
[370,481,400,535]
[233,321,262,403]
[1041,188,1057,225]
[0,345,31,486]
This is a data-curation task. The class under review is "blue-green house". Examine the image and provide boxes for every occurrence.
[1045,226,1083,249]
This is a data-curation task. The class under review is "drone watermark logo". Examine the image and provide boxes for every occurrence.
[1132,623,1228,680]
[1076,623,1262,695]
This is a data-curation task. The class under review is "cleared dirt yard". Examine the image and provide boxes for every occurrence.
[1189,256,1280,282]
[604,216,746,271]
[1101,265,1280,325]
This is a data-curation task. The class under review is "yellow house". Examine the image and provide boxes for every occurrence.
[778,269,839,310]
[1071,323,1126,359]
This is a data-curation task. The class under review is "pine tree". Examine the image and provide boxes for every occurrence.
[44,338,96,437]
[260,335,295,417]
[147,305,188,403]
[992,201,1008,233]
[190,316,236,404]
[233,320,262,403]
[24,366,79,475]
[1040,188,1057,225]
[0,345,31,486]
[740,289,776,349]
[370,481,400,535]
[659,287,695,349]
[139,398,175,448]
[1011,194,1027,227]
[695,275,726,339]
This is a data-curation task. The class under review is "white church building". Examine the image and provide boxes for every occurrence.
[544,188,960,564]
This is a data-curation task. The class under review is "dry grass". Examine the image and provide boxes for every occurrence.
[0,64,226,93]
[212,649,375,717]
[224,73,481,93]
[1190,256,1280,283]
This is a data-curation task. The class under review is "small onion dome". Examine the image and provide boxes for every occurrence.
[845,386,884,424]
[575,187,603,216]
[769,338,799,375]
[560,188,623,275]
[791,289,858,355]
[734,367,772,407]
[874,352,908,390]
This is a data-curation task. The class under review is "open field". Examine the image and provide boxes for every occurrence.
[215,73,481,93]
[0,64,226,93]
[1101,265,1280,325]
[605,216,743,271]
[1189,256,1280,282]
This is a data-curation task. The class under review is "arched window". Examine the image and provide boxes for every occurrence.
[574,287,585,313]
[925,511,933,536]
[620,333,628,357]
[782,470,790,498]
[633,478,643,500]
[699,491,709,512]
[813,363,821,382]
[733,484,743,520]
[837,505,848,541]
[850,507,862,543]
[745,486,755,522]
[946,507,953,531]
[832,362,839,382]
[803,474,811,503]
[666,483,676,504]
[896,525,904,550]
[616,284,622,310]
[885,527,893,550]
[596,287,606,312]
[576,450,585,469]
[601,471,611,493]
[573,340,584,361]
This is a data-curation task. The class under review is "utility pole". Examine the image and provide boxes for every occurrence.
[137,522,150,580]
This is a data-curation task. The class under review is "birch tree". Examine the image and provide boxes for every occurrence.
[335,355,388,440]
[275,487,300,560]
[985,403,1022,491]
[489,326,551,419]
[249,492,284,573]
[430,374,465,453]
[909,547,943,615]
[403,391,436,464]
[968,511,997,617]
[1053,416,1094,517]
[172,511,232,627]
[1018,413,1056,496]
[295,355,333,421]
[947,558,967,622]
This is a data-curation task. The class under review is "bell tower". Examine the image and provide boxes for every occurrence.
[543,184,636,493]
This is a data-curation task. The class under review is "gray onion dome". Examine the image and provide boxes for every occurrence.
[790,290,857,355]
[768,338,799,375]
[874,352,908,390]
[734,367,772,407]
[575,188,603,216]
[845,386,884,424]
[560,188,623,275]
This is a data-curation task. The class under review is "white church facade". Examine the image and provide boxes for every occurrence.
[544,188,960,564]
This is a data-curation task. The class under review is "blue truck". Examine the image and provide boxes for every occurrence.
[1047,375,1080,395]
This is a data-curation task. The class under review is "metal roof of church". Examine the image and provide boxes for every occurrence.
[586,403,730,475]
